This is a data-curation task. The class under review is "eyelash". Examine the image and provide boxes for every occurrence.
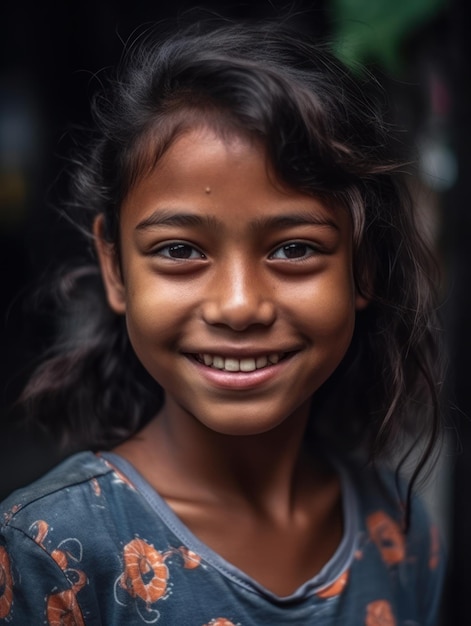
[268,241,319,261]
[153,240,320,261]
[154,242,206,260]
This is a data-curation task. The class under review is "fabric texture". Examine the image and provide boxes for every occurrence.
[0,451,444,625]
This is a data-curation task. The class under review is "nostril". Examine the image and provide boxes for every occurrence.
[201,299,276,330]
[200,283,276,330]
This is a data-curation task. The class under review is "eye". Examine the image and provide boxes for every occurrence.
[155,242,205,260]
[269,242,317,260]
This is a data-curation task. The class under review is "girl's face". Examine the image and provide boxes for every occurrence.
[96,126,367,437]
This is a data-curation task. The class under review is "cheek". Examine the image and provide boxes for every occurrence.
[125,303,180,389]
[292,271,357,340]
[122,270,205,385]
[125,270,193,324]
[122,277,184,357]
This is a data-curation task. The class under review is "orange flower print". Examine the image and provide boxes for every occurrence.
[46,569,87,626]
[42,534,87,626]
[51,549,69,571]
[366,511,405,565]
[203,619,239,626]
[177,546,202,569]
[30,519,50,548]
[0,546,13,619]
[120,538,169,605]
[429,525,440,570]
[91,478,101,497]
[365,600,396,626]
[316,569,350,599]
[2,504,21,525]
[46,588,85,626]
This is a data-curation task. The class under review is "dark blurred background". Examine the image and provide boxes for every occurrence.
[1,0,469,622]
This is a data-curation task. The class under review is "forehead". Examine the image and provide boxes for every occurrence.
[121,126,350,235]
[153,126,260,179]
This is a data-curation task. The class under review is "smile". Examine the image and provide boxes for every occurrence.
[194,353,287,372]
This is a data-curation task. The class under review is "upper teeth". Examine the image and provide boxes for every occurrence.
[200,354,281,372]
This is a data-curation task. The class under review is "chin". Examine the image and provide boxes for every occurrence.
[198,412,291,438]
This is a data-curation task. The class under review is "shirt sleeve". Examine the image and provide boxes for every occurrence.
[0,524,86,625]
[412,497,447,626]
[424,528,447,626]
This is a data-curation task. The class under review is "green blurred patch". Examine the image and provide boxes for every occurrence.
[330,0,447,72]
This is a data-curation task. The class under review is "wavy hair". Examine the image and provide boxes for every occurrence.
[21,20,443,504]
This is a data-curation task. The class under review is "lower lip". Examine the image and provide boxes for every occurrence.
[187,356,294,390]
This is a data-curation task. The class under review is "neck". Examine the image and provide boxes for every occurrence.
[117,397,318,519]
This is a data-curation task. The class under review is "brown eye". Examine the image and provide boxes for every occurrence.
[270,242,315,260]
[156,243,205,260]
[168,244,194,258]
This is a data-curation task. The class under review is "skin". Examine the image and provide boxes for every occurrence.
[94,126,367,596]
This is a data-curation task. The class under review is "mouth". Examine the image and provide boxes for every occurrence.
[190,352,292,373]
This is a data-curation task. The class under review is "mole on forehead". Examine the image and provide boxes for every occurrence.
[205,187,211,194]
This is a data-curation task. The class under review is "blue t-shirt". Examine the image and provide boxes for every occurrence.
[0,451,444,625]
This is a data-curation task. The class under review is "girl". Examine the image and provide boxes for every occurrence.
[0,19,445,626]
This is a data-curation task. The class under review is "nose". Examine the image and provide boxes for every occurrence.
[201,258,276,331]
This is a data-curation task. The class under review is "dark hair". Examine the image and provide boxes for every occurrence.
[22,20,443,498]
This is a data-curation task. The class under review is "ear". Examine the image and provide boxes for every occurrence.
[354,264,372,311]
[355,292,370,311]
[93,215,126,315]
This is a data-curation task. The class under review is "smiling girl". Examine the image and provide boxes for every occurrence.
[0,20,445,625]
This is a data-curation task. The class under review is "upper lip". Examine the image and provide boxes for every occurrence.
[182,346,302,358]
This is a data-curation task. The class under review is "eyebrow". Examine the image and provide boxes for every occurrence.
[250,213,339,232]
[135,209,339,232]
[136,210,220,231]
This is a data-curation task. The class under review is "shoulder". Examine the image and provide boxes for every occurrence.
[0,450,142,552]
[348,460,440,538]
[0,452,114,528]
[342,458,445,625]
[0,452,145,623]
[345,459,442,559]
[0,453,112,623]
